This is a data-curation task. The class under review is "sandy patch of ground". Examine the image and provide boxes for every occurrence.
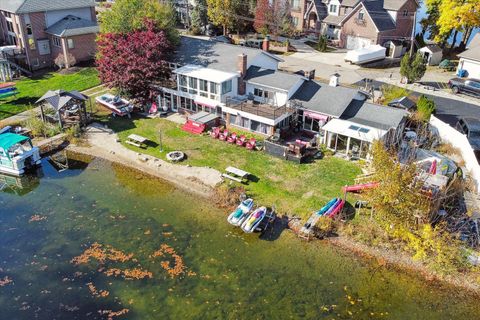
[68,123,223,198]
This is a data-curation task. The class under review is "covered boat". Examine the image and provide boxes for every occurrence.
[0,133,41,176]
[344,45,386,65]
[95,94,134,117]
[241,206,267,233]
[227,198,254,226]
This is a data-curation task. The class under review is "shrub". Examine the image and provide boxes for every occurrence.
[312,216,336,238]
[416,95,435,121]
[54,53,77,69]
[380,85,411,105]
[317,35,327,52]
[400,53,426,83]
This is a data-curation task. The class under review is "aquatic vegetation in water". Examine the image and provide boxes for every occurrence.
[98,308,129,320]
[29,215,47,222]
[0,276,13,286]
[150,244,186,278]
[105,268,153,280]
[87,282,109,298]
[71,243,133,265]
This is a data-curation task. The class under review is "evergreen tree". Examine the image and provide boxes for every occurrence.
[191,0,208,34]
[400,53,426,84]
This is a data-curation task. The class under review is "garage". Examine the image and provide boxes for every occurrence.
[458,59,480,79]
[346,35,372,50]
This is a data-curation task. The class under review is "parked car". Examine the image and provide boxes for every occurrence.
[448,78,480,97]
[455,117,480,161]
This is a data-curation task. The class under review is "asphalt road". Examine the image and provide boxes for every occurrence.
[354,79,480,127]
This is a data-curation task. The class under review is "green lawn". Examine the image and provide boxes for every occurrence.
[100,116,361,217]
[0,67,100,120]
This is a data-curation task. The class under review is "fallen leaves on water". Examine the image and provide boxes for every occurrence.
[29,215,47,223]
[144,229,151,235]
[104,268,153,280]
[71,243,133,265]
[98,308,129,320]
[87,282,110,298]
[150,244,186,278]
[0,276,13,287]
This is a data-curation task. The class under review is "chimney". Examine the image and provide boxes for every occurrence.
[262,35,270,52]
[329,73,340,87]
[304,68,315,80]
[237,53,247,95]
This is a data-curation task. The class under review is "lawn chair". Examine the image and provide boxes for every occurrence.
[210,127,220,139]
[236,135,247,146]
[219,129,229,141]
[227,132,237,144]
[246,138,256,150]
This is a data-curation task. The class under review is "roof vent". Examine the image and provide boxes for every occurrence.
[329,73,340,87]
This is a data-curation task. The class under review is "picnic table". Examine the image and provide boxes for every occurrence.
[126,134,147,148]
[222,166,250,183]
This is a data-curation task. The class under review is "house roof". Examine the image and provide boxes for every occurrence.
[291,81,362,117]
[340,101,407,130]
[175,64,237,83]
[323,14,345,26]
[322,118,387,143]
[387,96,416,110]
[420,44,442,54]
[383,0,411,10]
[245,66,304,92]
[36,90,87,111]
[361,0,396,32]
[468,34,480,49]
[0,0,95,14]
[458,45,480,62]
[341,0,361,7]
[45,15,99,37]
[174,36,282,74]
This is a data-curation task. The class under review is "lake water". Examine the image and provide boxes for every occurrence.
[1,155,479,320]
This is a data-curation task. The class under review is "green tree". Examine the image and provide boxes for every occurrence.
[317,35,327,52]
[416,95,436,121]
[400,53,426,84]
[191,0,208,34]
[380,85,411,105]
[99,0,178,43]
[207,0,236,35]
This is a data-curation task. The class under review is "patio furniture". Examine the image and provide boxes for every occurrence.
[246,138,256,150]
[210,127,221,139]
[126,134,147,148]
[236,135,247,146]
[219,129,229,141]
[222,166,250,183]
[227,132,237,144]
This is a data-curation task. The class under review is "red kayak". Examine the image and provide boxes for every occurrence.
[0,82,15,89]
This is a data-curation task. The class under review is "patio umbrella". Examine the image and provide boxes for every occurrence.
[429,159,437,175]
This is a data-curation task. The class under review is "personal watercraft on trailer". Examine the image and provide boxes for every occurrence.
[227,198,254,226]
[241,206,267,233]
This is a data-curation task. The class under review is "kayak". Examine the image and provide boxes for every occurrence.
[327,199,345,218]
[0,82,15,90]
[241,206,267,233]
[227,198,254,226]
[324,198,342,217]
[300,198,337,232]
[0,87,16,94]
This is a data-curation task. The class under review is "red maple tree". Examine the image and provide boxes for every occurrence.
[253,0,274,35]
[96,19,172,104]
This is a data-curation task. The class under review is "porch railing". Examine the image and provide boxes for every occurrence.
[225,96,292,120]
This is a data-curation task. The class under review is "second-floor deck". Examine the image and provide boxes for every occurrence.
[225,97,293,121]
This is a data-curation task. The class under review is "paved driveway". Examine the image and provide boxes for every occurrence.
[354,79,480,126]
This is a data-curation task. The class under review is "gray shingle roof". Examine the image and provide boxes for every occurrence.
[341,0,361,7]
[174,36,282,74]
[0,0,95,13]
[468,34,480,49]
[362,0,396,32]
[36,89,87,110]
[383,0,411,10]
[340,101,407,130]
[45,15,99,37]
[245,66,303,92]
[291,80,362,117]
[323,15,345,26]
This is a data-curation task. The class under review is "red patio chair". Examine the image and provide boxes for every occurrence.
[236,135,246,146]
[246,138,256,150]
[210,127,220,139]
[227,132,237,143]
[219,129,229,141]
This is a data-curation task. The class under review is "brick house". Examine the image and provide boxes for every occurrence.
[290,0,418,50]
[0,0,99,71]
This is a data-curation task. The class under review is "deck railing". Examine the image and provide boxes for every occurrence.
[225,97,292,120]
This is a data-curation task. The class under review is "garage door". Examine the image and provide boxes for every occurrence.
[346,36,372,50]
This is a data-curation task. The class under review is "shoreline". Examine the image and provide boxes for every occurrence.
[65,124,480,296]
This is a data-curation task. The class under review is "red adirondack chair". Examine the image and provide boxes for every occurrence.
[219,129,229,141]
[236,135,246,146]
[246,138,256,150]
[227,132,237,143]
[210,127,220,139]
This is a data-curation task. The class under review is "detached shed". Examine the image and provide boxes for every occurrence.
[383,40,405,58]
[419,44,443,66]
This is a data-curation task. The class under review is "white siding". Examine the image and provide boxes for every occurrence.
[45,8,93,28]
[249,53,279,70]
[458,58,480,79]
[245,83,288,106]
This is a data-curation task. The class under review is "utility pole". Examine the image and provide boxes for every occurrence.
[410,10,417,58]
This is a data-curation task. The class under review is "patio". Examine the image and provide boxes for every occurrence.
[225,97,293,121]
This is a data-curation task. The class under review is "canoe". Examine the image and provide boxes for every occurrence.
[227,198,254,226]
[0,82,15,90]
[241,206,267,233]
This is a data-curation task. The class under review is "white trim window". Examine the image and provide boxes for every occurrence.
[67,38,74,49]
[329,4,337,14]
[52,36,62,47]
[221,80,232,95]
[358,9,365,21]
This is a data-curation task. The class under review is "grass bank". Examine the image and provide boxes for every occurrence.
[97,115,361,217]
[0,67,100,120]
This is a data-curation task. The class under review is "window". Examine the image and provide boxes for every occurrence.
[358,10,365,20]
[199,79,208,92]
[6,21,14,32]
[221,80,232,94]
[253,87,272,100]
[403,9,408,17]
[188,77,198,94]
[209,82,219,100]
[26,23,33,35]
[229,114,237,125]
[67,38,74,49]
[179,75,187,86]
[329,4,337,13]
[291,0,300,10]
[52,37,61,47]
[292,16,299,26]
